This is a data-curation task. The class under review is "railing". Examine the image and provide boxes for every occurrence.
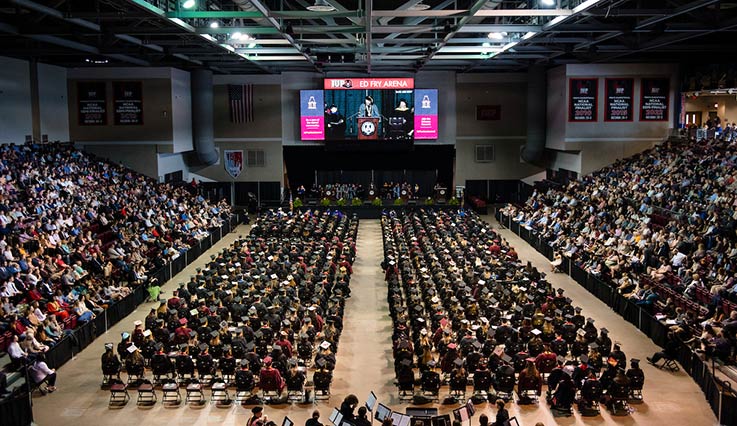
[0,214,243,426]
[497,209,737,426]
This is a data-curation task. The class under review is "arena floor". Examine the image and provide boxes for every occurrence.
[31,218,719,426]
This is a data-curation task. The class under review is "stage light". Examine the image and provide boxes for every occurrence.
[540,0,556,6]
[487,32,505,40]
[232,32,243,40]
[209,21,219,29]
[182,0,196,9]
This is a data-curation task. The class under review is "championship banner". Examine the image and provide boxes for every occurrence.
[640,77,670,121]
[605,78,633,122]
[414,89,438,140]
[224,150,243,178]
[324,78,414,90]
[568,78,598,122]
[77,81,107,126]
[300,90,324,140]
[113,81,143,125]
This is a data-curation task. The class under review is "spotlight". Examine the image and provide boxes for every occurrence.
[540,0,556,6]
[306,0,336,12]
[487,32,505,40]
[182,0,196,9]
[209,21,219,29]
[231,32,243,40]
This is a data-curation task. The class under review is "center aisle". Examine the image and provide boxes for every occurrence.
[331,219,398,405]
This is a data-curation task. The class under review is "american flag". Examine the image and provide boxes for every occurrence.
[228,84,254,123]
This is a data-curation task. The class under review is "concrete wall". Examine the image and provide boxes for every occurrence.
[80,144,159,178]
[67,78,173,143]
[547,63,678,175]
[454,73,544,185]
[171,68,193,153]
[38,63,69,142]
[0,56,33,144]
[192,140,282,183]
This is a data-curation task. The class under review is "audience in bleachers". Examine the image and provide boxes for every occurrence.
[109,209,357,400]
[381,209,637,415]
[0,142,231,359]
[501,136,737,365]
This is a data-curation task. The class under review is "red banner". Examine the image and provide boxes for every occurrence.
[324,78,414,90]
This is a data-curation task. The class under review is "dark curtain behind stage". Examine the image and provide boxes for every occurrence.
[284,145,454,196]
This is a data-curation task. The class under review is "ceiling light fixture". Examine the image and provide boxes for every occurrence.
[209,21,219,29]
[231,32,243,40]
[487,32,506,40]
[408,1,431,10]
[182,0,196,9]
[540,0,556,6]
[307,0,336,12]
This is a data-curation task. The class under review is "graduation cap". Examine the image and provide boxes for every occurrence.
[179,343,189,351]
[198,343,208,352]
[168,309,177,316]
[586,317,595,323]
[240,359,249,367]
[154,343,164,352]
[315,358,327,368]
[104,343,113,350]
[556,355,566,364]
[320,341,331,350]
[188,330,197,338]
[143,329,152,337]
[233,296,242,303]
[556,288,564,294]
[472,341,483,351]
[501,354,512,363]
[574,306,582,312]
[254,330,263,339]
[400,359,412,368]
[210,331,219,339]
[427,360,437,368]
[554,309,563,316]
[514,306,523,313]
[544,316,553,322]
[577,329,586,337]
[531,329,542,336]
[246,342,256,352]
[127,344,138,353]
[589,342,599,350]
[179,318,188,325]
[453,358,464,368]
[600,328,609,334]
[579,354,589,364]
[199,317,208,325]
[631,358,640,366]
[189,309,198,316]
[564,314,574,320]
[169,332,176,341]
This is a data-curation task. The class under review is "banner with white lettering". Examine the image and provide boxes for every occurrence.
[113,81,143,125]
[640,77,670,121]
[324,78,414,90]
[77,81,107,126]
[605,78,633,122]
[568,78,598,122]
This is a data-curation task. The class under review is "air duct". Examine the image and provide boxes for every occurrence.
[522,65,547,165]
[191,69,218,166]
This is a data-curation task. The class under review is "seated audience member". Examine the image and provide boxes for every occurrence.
[492,399,510,426]
[28,354,57,392]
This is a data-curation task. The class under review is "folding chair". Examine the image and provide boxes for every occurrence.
[211,381,232,407]
[313,371,332,401]
[162,381,182,406]
[137,381,158,406]
[109,381,130,408]
[658,357,680,373]
[186,380,207,405]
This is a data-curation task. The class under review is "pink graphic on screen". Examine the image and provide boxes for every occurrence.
[300,90,324,140]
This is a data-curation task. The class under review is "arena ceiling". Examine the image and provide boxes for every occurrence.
[0,0,735,74]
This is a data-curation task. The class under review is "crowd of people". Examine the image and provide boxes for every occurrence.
[500,135,737,365]
[101,209,358,402]
[294,182,427,202]
[381,209,644,416]
[0,142,232,390]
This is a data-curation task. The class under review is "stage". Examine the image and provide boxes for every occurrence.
[292,199,461,219]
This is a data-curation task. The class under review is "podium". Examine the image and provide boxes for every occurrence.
[434,187,448,203]
[367,189,377,201]
[357,117,379,140]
